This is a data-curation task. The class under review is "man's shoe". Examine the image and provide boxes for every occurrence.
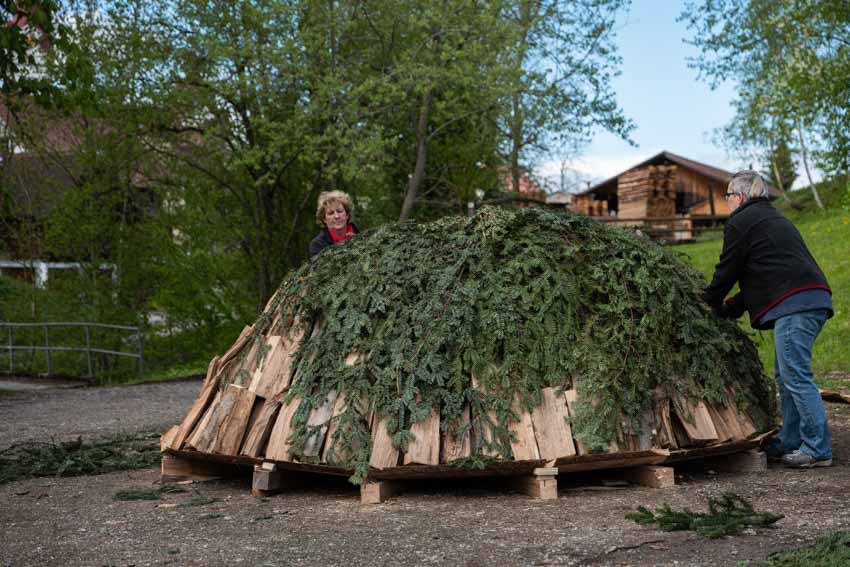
[781,450,832,468]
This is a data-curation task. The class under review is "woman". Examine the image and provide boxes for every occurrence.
[309,190,358,262]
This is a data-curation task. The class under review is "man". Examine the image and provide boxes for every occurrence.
[703,171,833,468]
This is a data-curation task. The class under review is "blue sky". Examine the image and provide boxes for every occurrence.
[539,0,755,190]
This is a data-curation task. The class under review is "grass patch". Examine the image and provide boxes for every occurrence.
[113,483,188,501]
[124,361,208,386]
[626,492,783,538]
[677,184,850,379]
[755,531,850,566]
[0,432,161,484]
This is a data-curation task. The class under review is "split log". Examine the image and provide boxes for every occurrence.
[530,387,576,462]
[564,388,619,454]
[265,395,303,462]
[672,396,719,444]
[186,386,240,453]
[301,390,339,457]
[705,402,744,443]
[440,405,472,463]
[508,395,540,461]
[219,325,253,367]
[161,425,178,451]
[471,373,502,457]
[403,405,441,466]
[653,397,678,449]
[370,413,400,469]
[211,384,256,455]
[322,394,369,465]
[240,399,282,458]
[169,356,220,450]
[249,327,305,399]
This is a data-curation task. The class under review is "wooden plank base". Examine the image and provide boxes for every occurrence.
[620,465,675,488]
[498,467,558,500]
[161,454,237,482]
[250,462,312,497]
[705,449,767,474]
[360,479,402,504]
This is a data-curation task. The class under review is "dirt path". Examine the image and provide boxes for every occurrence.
[0,379,201,450]
[2,380,850,566]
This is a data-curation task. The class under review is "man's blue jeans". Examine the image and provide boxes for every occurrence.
[774,309,831,460]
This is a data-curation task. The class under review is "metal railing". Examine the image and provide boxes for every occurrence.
[0,322,144,377]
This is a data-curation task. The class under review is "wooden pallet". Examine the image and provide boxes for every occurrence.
[162,442,769,504]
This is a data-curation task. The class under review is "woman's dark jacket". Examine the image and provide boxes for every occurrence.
[703,197,831,330]
[308,223,359,262]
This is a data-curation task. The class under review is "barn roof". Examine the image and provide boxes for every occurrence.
[577,151,780,197]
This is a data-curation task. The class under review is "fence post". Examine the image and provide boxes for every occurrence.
[44,325,52,376]
[135,328,144,377]
[7,325,12,373]
[84,324,93,377]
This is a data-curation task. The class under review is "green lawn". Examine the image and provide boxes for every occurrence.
[676,182,850,384]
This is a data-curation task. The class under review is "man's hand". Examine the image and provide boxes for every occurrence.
[717,302,736,319]
[717,295,745,320]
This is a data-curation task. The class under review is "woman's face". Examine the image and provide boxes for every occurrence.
[324,201,349,233]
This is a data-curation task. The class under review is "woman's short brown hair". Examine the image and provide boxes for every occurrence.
[315,190,354,228]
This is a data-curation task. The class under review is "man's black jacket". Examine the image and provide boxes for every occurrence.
[703,197,830,330]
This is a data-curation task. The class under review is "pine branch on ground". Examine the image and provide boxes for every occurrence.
[757,531,850,566]
[0,432,161,484]
[626,492,783,538]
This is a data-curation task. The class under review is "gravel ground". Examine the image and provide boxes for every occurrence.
[0,379,201,449]
[2,379,850,567]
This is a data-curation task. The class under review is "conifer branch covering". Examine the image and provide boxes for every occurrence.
[239,207,775,480]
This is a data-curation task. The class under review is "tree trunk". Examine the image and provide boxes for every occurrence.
[510,92,522,194]
[399,89,433,221]
[796,118,824,210]
[767,124,802,209]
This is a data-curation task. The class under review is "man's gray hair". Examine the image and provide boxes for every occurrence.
[728,170,768,200]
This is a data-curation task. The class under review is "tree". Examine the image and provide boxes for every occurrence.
[1,0,75,100]
[762,124,796,193]
[3,0,635,373]
[682,0,850,199]
[499,0,633,195]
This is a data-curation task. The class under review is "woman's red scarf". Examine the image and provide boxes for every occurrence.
[328,224,354,243]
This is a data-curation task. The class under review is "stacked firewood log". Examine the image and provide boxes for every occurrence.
[162,310,760,474]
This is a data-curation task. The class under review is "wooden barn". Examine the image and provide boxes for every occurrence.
[570,151,779,240]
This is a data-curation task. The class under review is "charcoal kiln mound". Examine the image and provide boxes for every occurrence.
[162,207,776,485]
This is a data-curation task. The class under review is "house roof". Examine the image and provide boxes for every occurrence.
[577,151,781,197]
